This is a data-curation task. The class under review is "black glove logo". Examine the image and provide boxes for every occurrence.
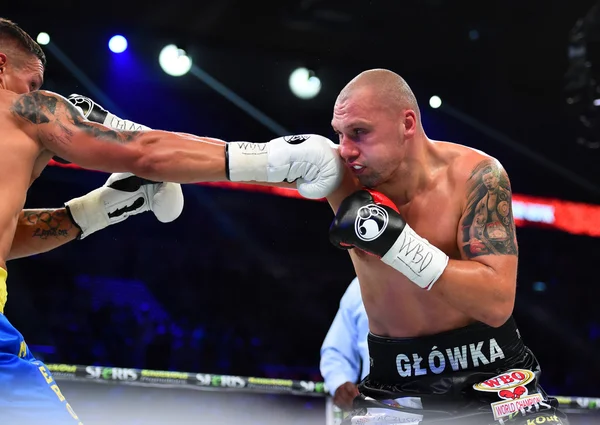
[68,95,94,118]
[283,135,310,144]
[107,197,145,219]
[355,204,389,242]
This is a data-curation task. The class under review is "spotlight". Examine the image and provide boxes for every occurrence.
[289,67,321,100]
[158,44,192,77]
[108,35,128,54]
[429,96,442,109]
[469,30,480,41]
[36,32,50,46]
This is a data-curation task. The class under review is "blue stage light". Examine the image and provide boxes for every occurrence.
[109,35,128,53]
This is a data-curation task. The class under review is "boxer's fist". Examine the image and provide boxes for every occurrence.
[330,189,449,290]
[226,134,343,199]
[68,93,110,125]
[67,94,150,131]
[329,189,406,255]
[65,173,184,239]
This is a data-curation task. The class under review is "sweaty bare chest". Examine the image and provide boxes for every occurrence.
[399,194,461,258]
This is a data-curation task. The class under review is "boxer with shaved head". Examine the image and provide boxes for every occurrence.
[326,69,566,424]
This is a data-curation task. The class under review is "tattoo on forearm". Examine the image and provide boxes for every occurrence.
[22,209,76,239]
[10,91,140,144]
[460,160,518,258]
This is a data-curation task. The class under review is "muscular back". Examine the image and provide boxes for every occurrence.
[328,141,518,338]
[0,89,53,268]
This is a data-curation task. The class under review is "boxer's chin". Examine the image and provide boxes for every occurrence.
[358,173,382,189]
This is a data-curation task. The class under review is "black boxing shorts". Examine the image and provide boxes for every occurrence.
[343,316,568,425]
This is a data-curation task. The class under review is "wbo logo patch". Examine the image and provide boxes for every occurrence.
[473,369,535,392]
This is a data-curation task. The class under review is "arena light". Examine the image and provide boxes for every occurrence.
[469,29,480,41]
[108,35,128,53]
[36,32,50,46]
[429,95,442,109]
[159,44,192,77]
[289,67,321,100]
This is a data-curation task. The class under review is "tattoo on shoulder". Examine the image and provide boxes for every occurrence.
[10,91,57,124]
[10,91,140,144]
[459,159,518,258]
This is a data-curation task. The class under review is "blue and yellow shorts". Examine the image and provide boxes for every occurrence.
[0,268,83,425]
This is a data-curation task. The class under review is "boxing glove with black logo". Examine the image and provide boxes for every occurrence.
[329,189,449,290]
[226,134,343,200]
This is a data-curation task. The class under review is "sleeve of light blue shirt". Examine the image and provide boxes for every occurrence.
[319,277,364,396]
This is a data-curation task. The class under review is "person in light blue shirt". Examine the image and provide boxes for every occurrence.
[320,277,370,410]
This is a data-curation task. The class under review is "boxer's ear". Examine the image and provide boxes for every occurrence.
[0,53,6,74]
[401,109,417,138]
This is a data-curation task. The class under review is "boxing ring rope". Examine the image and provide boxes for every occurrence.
[47,160,600,238]
[46,363,600,424]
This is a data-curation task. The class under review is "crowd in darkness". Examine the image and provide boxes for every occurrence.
[4,173,600,398]
[9,260,334,383]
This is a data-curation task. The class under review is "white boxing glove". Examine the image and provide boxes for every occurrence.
[67,93,151,131]
[225,134,343,199]
[65,173,184,239]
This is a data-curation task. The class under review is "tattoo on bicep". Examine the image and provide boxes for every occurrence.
[22,209,74,239]
[459,159,518,258]
[10,91,140,144]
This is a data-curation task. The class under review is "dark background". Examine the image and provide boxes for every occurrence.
[1,0,600,404]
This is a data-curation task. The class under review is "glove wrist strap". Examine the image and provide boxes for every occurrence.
[103,112,151,131]
[64,188,110,240]
[64,204,83,240]
[226,141,269,182]
[380,224,449,290]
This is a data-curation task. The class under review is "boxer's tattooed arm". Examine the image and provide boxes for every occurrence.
[8,209,80,260]
[21,209,78,239]
[459,159,518,258]
[10,91,140,144]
